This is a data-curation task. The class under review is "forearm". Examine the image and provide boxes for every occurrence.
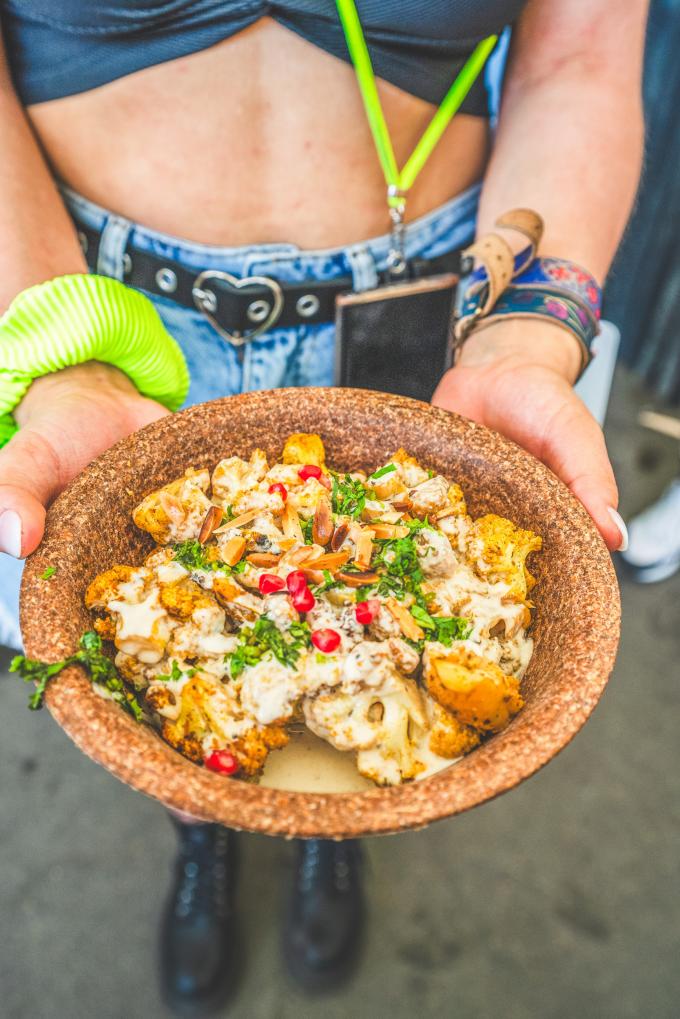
[0,32,85,311]
[478,0,648,282]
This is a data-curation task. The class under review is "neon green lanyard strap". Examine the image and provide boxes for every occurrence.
[335,0,497,211]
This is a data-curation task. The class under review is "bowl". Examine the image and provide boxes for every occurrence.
[19,388,620,838]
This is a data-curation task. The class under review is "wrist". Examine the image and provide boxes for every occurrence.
[456,317,583,384]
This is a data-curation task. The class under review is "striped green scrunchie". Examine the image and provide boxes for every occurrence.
[0,274,190,447]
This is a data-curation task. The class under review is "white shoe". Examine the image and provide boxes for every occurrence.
[621,478,680,583]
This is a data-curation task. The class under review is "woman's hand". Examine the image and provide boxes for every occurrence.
[0,362,169,558]
[432,319,627,552]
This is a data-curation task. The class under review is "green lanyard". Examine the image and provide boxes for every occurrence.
[335,0,497,271]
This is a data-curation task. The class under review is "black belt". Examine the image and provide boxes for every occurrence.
[77,223,463,346]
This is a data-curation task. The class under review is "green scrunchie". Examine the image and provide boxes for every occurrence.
[0,274,190,447]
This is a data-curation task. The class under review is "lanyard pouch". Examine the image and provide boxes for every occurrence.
[334,273,458,401]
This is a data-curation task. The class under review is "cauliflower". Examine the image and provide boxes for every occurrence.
[212,575,262,625]
[211,449,269,507]
[390,448,430,488]
[227,725,290,776]
[424,645,524,733]
[86,565,174,664]
[414,526,458,576]
[281,432,326,466]
[132,469,213,544]
[408,475,450,517]
[239,658,305,724]
[161,674,254,760]
[425,699,481,758]
[467,514,542,600]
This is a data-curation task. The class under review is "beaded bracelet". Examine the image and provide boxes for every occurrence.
[0,274,190,447]
[454,256,602,378]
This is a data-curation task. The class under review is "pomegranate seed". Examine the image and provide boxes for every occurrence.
[292,586,316,612]
[355,599,381,626]
[311,628,342,653]
[259,573,286,595]
[205,750,239,775]
[268,482,287,502]
[298,464,323,482]
[286,570,308,595]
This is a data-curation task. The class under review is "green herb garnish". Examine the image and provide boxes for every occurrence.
[301,516,315,544]
[409,605,472,645]
[156,660,197,683]
[368,463,397,481]
[228,618,312,678]
[312,569,340,595]
[10,630,143,719]
[40,566,57,580]
[173,539,246,574]
[330,472,367,519]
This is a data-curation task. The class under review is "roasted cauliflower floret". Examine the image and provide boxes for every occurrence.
[281,432,326,466]
[132,469,212,544]
[87,565,173,664]
[159,577,221,620]
[212,575,262,625]
[211,449,269,507]
[414,526,458,576]
[85,565,139,609]
[408,475,450,517]
[228,724,290,775]
[424,645,524,733]
[467,514,542,600]
[426,699,481,759]
[390,448,430,488]
[239,658,305,724]
[304,677,427,785]
[162,675,254,761]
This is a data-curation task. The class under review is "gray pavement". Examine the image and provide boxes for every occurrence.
[1,365,679,1019]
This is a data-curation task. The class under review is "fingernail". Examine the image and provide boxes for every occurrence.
[607,507,629,552]
[0,510,22,558]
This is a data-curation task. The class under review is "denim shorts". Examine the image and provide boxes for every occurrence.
[0,184,479,648]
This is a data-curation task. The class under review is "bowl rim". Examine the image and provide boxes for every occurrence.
[19,388,621,838]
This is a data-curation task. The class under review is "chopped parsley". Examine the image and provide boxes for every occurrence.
[301,516,315,544]
[173,539,246,574]
[40,566,57,580]
[228,618,312,678]
[10,630,143,720]
[368,463,397,481]
[330,472,367,519]
[409,605,472,645]
[156,660,197,683]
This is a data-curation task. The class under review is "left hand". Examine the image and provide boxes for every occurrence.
[432,318,626,552]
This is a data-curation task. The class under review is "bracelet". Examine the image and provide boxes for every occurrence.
[458,285,598,376]
[0,274,190,447]
[454,253,602,379]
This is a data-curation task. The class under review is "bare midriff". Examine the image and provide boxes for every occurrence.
[27,19,489,248]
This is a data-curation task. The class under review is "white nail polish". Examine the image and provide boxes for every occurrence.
[0,509,22,558]
[607,507,629,552]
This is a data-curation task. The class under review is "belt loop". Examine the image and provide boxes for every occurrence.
[345,244,379,293]
[96,214,133,280]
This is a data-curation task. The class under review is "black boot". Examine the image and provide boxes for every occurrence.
[283,838,364,991]
[160,819,240,1017]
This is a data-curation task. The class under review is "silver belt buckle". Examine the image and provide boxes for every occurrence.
[191,270,284,347]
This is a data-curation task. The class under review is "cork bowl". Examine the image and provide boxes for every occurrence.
[19,388,620,839]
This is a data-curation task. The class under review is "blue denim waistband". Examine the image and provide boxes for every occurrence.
[61,182,480,290]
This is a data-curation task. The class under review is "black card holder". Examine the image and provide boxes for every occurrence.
[334,273,458,402]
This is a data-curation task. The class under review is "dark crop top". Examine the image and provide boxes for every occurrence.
[1,1,527,112]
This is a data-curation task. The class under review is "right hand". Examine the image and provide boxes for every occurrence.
[0,361,170,558]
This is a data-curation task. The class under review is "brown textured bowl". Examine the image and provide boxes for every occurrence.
[19,388,620,838]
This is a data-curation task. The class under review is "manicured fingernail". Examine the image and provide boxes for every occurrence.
[0,509,22,557]
[607,507,628,552]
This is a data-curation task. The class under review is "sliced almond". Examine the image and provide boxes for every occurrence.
[335,570,379,589]
[302,550,350,571]
[385,597,425,642]
[246,552,281,567]
[282,502,304,543]
[330,521,350,551]
[354,529,374,570]
[198,505,224,544]
[284,544,321,566]
[221,535,247,566]
[214,507,260,532]
[370,523,409,540]
[312,498,334,546]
